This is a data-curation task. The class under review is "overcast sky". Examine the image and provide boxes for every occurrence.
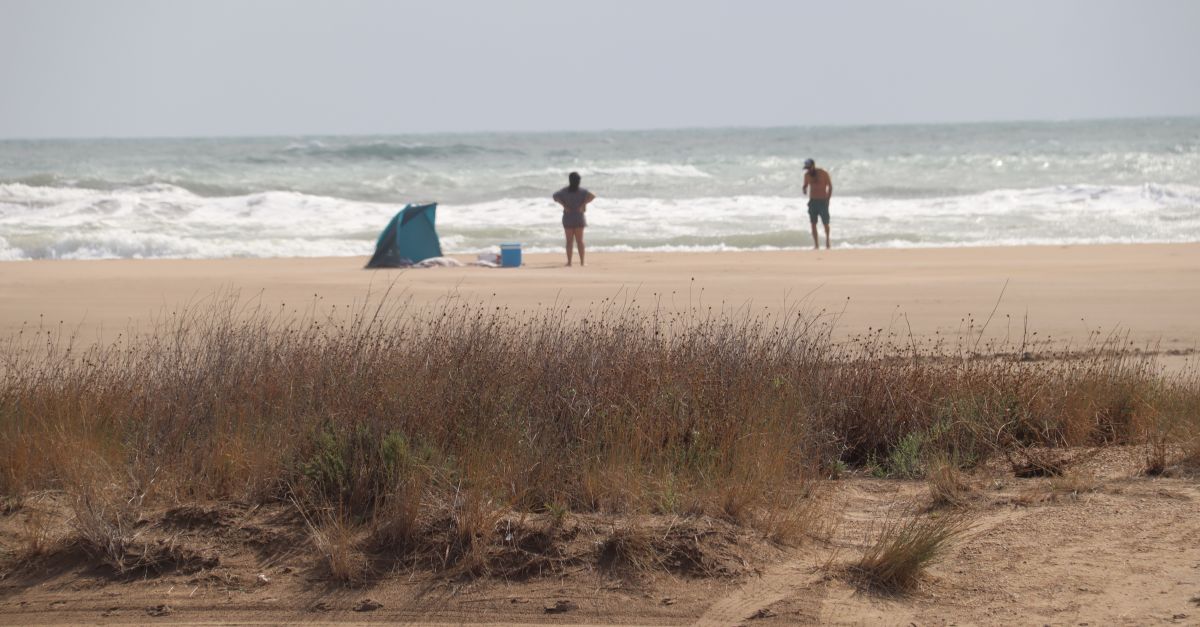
[2,0,1198,138]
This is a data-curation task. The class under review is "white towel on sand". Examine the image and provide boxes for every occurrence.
[414,257,465,268]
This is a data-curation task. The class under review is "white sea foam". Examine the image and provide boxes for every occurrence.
[2,182,1197,260]
[506,162,712,181]
[590,162,712,178]
[2,120,1197,260]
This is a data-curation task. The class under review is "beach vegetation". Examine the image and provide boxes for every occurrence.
[925,453,975,508]
[0,294,1196,582]
[851,506,973,593]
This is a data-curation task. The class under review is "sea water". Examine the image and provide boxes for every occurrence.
[1,118,1198,260]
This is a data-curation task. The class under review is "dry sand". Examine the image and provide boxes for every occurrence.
[2,243,1198,356]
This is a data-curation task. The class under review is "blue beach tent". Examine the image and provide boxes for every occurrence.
[365,203,443,268]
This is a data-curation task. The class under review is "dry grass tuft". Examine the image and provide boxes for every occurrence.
[485,515,576,579]
[68,482,142,574]
[1046,470,1102,497]
[437,489,504,576]
[1140,409,1177,476]
[1144,444,1169,476]
[1008,449,1068,478]
[308,515,369,584]
[597,517,756,579]
[926,456,975,508]
[751,483,834,546]
[1183,434,1200,471]
[597,524,660,575]
[0,496,21,516]
[66,487,217,575]
[851,507,972,593]
[363,484,424,556]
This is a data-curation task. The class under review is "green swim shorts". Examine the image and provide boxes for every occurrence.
[807,199,830,225]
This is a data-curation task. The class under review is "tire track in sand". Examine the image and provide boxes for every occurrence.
[691,556,825,626]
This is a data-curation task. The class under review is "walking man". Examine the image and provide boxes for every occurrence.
[803,158,833,249]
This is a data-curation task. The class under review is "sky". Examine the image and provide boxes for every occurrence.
[1,0,1199,138]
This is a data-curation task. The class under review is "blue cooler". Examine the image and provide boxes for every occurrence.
[500,243,522,268]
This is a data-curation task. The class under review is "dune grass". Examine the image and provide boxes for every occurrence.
[851,506,973,592]
[0,293,1196,577]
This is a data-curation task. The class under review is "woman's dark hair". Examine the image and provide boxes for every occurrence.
[568,172,581,192]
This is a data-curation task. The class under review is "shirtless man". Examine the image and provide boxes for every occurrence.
[802,158,833,250]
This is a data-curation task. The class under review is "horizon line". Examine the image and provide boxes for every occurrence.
[1,113,1197,142]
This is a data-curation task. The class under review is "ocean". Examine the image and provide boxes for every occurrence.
[1,118,1198,260]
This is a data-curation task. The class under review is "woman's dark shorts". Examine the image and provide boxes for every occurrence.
[807,199,830,225]
[562,211,587,229]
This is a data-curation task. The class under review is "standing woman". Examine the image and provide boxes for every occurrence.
[552,172,595,266]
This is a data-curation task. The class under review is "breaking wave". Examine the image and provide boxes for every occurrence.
[2,119,1198,259]
[2,183,1197,260]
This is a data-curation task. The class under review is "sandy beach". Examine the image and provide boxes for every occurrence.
[2,243,1198,355]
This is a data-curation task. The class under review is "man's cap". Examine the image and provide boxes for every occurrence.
[804,158,815,167]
